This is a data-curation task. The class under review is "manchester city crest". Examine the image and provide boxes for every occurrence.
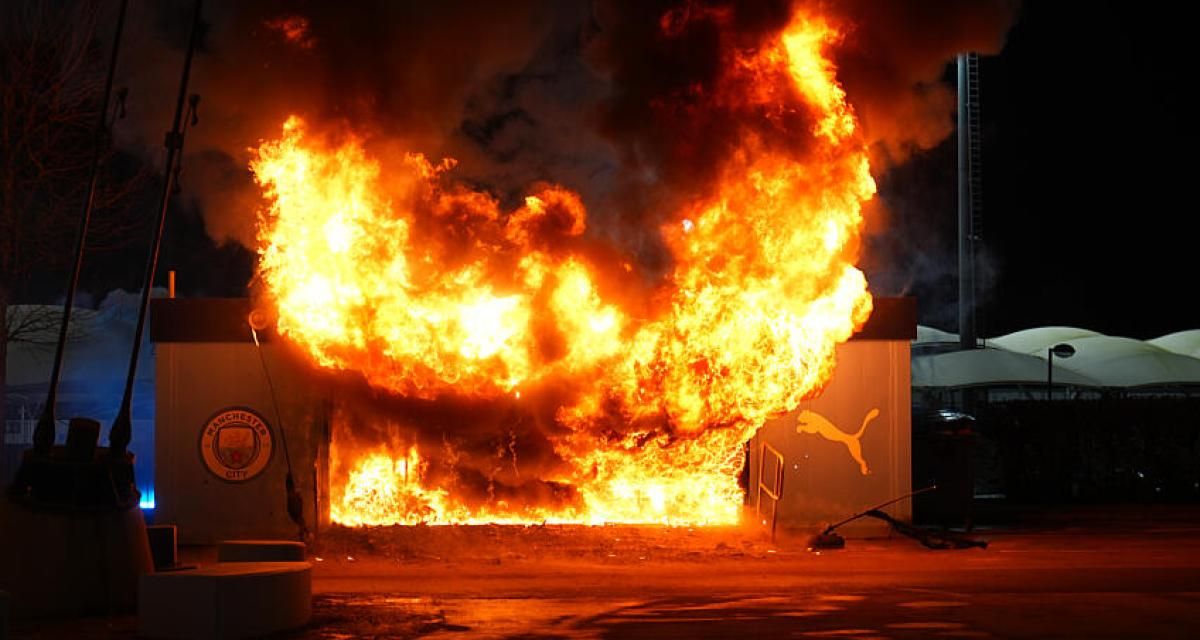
[199,407,274,482]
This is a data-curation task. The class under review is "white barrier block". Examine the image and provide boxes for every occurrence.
[139,562,311,640]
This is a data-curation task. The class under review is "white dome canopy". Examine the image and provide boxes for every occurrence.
[1148,330,1200,359]
[1046,335,1200,387]
[912,347,1099,388]
[988,326,1103,355]
[912,325,1200,390]
[915,325,959,345]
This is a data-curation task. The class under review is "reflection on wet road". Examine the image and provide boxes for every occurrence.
[300,591,988,639]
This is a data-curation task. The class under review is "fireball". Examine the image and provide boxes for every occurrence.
[253,8,874,526]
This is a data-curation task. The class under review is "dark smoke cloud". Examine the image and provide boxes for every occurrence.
[587,0,1019,181]
[116,0,556,247]
[449,3,616,214]
[115,0,1016,257]
[581,0,800,274]
[827,0,1018,166]
[821,0,1017,324]
[578,0,1017,283]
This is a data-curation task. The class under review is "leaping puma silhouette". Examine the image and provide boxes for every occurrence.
[795,408,880,476]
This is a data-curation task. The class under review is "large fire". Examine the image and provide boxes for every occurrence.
[252,9,874,526]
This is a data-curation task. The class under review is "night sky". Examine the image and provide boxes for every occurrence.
[872,1,1198,339]
[987,1,1198,339]
[16,1,1199,341]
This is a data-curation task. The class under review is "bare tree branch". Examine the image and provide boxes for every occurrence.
[1,1,149,452]
[4,304,88,346]
[1,1,147,295]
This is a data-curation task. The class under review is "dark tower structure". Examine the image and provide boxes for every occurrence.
[957,53,983,350]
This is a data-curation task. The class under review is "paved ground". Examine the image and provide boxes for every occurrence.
[9,506,1200,638]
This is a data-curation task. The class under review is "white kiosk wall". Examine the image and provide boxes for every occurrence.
[749,334,912,535]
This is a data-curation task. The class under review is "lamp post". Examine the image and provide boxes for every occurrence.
[1047,343,1076,401]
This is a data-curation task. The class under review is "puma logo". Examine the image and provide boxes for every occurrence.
[796,408,880,475]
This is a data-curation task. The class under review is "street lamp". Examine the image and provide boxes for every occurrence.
[1047,343,1076,400]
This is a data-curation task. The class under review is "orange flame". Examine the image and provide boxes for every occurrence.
[255,10,874,526]
[264,15,316,50]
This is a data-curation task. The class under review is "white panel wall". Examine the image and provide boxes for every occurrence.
[749,339,911,536]
[155,342,324,544]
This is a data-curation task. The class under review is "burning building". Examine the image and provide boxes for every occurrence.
[150,295,912,541]
[140,0,1012,541]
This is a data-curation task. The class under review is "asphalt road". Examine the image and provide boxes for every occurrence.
[10,509,1200,639]
[294,515,1200,639]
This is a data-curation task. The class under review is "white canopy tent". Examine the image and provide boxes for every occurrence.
[987,326,1103,355]
[912,347,1099,388]
[1149,330,1200,360]
[914,325,1200,390]
[915,325,959,345]
[1045,336,1200,388]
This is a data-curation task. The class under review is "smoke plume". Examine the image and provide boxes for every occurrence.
[115,0,1016,255]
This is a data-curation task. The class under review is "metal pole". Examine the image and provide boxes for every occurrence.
[1047,348,1053,401]
[32,0,130,455]
[957,54,976,351]
[249,325,307,538]
[821,485,940,535]
[109,0,204,458]
[771,469,783,543]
